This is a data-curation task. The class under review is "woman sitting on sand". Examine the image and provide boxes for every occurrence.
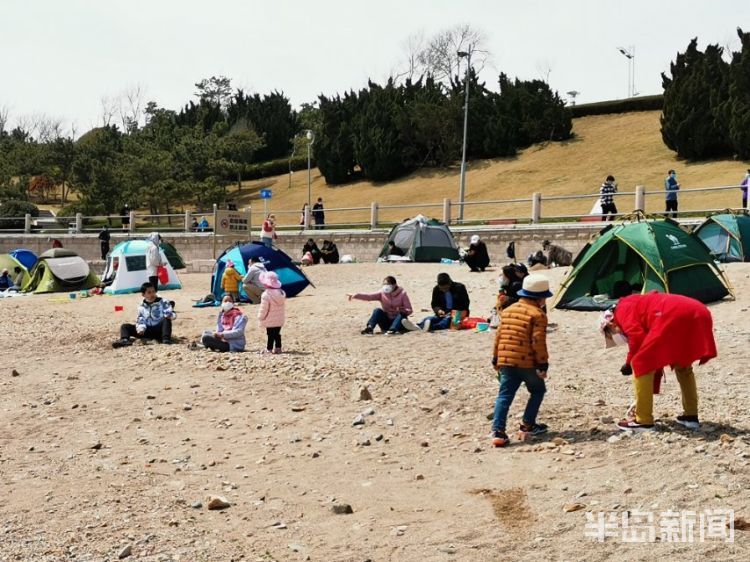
[201,294,248,352]
[347,276,413,335]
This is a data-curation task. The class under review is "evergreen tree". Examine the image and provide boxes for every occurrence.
[727,27,750,159]
[315,93,358,184]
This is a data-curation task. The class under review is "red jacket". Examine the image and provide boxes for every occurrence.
[614,293,717,377]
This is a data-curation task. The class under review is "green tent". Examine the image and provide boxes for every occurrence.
[160,241,186,270]
[555,218,731,311]
[24,249,100,294]
[379,215,459,262]
[692,211,750,263]
[0,254,30,288]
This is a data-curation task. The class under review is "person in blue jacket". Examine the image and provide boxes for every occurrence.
[112,282,175,348]
[665,169,680,219]
[201,294,248,352]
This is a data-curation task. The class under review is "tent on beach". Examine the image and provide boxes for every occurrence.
[102,240,182,294]
[24,249,100,294]
[692,211,750,263]
[379,215,459,262]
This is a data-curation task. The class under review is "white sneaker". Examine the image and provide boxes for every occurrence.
[421,319,432,332]
[401,318,420,332]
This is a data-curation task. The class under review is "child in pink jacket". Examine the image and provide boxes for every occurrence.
[347,275,413,335]
[258,271,286,354]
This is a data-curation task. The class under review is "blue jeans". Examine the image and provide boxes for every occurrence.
[418,315,451,331]
[261,236,273,248]
[492,366,546,431]
[367,308,406,333]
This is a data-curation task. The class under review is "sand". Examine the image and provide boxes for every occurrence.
[1,263,749,561]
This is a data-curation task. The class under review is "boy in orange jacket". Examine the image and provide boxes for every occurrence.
[221,261,243,301]
[490,274,552,447]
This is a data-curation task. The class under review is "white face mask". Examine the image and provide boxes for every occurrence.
[499,277,509,289]
[221,301,234,312]
[382,284,395,294]
[611,332,628,347]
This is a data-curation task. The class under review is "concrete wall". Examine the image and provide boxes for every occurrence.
[0,225,604,271]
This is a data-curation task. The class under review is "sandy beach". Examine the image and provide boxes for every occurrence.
[1,263,748,561]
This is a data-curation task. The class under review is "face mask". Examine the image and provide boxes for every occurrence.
[221,301,234,312]
[611,332,628,347]
[382,284,395,294]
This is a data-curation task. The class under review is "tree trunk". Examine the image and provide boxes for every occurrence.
[237,171,242,195]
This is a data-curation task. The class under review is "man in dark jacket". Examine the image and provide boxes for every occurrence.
[404,272,471,332]
[312,197,325,229]
[465,234,490,272]
[98,225,111,260]
[320,240,339,264]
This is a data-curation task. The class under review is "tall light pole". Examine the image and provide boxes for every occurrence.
[617,46,635,98]
[566,90,580,106]
[457,49,471,224]
[305,129,315,210]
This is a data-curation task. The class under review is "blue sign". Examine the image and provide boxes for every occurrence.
[260,189,272,199]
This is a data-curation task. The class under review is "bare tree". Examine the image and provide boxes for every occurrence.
[535,59,553,83]
[100,95,118,127]
[0,105,9,135]
[118,83,146,132]
[394,25,490,85]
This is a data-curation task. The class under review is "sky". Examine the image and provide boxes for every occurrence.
[2,0,749,136]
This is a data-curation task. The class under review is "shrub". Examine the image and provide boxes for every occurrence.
[0,199,39,230]
[570,95,663,118]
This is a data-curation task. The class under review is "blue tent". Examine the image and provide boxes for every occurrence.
[211,242,312,299]
[10,248,37,270]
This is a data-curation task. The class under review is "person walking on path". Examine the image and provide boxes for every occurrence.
[599,175,618,221]
[312,197,325,229]
[599,292,716,432]
[665,170,680,219]
[98,225,111,260]
[490,274,552,447]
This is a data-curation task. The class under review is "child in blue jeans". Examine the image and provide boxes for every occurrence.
[490,274,551,447]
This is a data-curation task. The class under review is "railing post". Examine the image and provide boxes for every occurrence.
[531,192,542,224]
[128,211,136,233]
[443,198,452,225]
[184,211,191,233]
[304,205,311,230]
[370,202,379,230]
[635,185,645,213]
[24,214,31,234]
[75,213,83,233]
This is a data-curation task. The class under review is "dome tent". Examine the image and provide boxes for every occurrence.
[9,248,37,270]
[379,215,459,262]
[102,240,182,294]
[554,215,731,311]
[0,254,30,288]
[24,249,100,294]
[211,242,312,300]
[692,211,750,263]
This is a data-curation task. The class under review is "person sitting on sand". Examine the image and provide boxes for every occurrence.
[387,241,405,257]
[320,240,340,264]
[201,294,248,352]
[599,292,717,432]
[12,266,24,290]
[465,235,490,272]
[348,276,413,335]
[302,238,322,265]
[404,272,470,332]
[497,263,528,312]
[112,282,175,348]
[0,269,12,290]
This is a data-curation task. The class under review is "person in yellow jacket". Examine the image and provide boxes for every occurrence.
[490,274,552,447]
[221,260,243,301]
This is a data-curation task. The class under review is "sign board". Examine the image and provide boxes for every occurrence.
[214,210,252,236]
[260,189,273,199]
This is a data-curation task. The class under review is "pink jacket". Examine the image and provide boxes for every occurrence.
[353,286,413,319]
[258,288,286,328]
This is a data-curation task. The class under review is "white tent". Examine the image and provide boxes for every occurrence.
[103,240,182,294]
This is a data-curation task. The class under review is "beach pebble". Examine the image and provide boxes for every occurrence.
[352,414,365,426]
[358,386,373,401]
[118,544,132,559]
[207,496,231,510]
[331,503,354,515]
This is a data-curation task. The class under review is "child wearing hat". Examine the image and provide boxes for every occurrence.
[490,273,552,447]
[258,271,286,354]
[221,260,243,302]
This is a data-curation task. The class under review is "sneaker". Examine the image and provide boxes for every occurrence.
[161,338,173,345]
[492,430,509,447]
[360,326,374,335]
[401,318,420,332]
[260,349,273,355]
[112,338,132,349]
[675,415,700,430]
[272,347,282,355]
[384,330,399,336]
[421,319,432,332]
[616,419,655,432]
[520,422,548,436]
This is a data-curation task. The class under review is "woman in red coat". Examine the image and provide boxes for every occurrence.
[600,292,717,432]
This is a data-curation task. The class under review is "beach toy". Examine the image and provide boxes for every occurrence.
[68,292,77,300]
[114,305,124,312]
[476,322,489,332]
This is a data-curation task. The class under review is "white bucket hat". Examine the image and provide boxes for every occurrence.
[470,234,480,245]
[516,273,553,299]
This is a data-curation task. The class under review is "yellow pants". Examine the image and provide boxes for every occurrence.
[632,366,699,425]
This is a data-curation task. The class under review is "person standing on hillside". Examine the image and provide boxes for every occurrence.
[599,175,618,221]
[312,197,325,229]
[98,225,111,260]
[741,169,749,209]
[665,169,680,219]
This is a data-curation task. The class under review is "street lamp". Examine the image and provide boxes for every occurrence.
[617,46,636,98]
[566,90,580,106]
[305,129,315,212]
[457,49,471,224]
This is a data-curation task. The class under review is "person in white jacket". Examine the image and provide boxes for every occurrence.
[145,232,164,289]
[242,256,267,304]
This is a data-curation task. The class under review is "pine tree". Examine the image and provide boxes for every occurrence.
[727,28,750,159]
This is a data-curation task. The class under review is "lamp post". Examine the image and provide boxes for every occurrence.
[566,90,580,106]
[457,49,471,224]
[305,129,315,210]
[617,46,635,98]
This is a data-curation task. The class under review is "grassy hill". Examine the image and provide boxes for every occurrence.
[229,110,750,228]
